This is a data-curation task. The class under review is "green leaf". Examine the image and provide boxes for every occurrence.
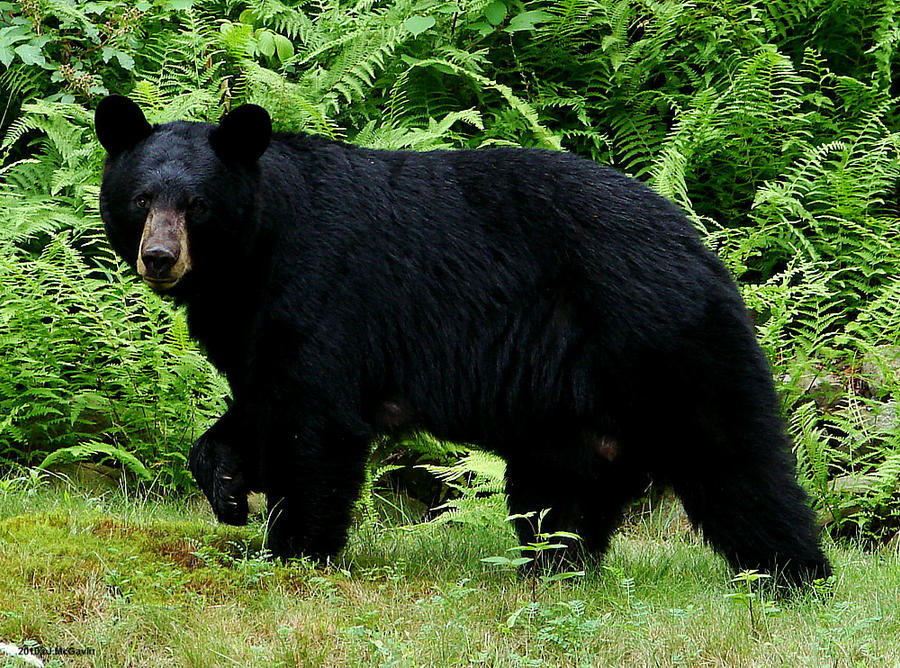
[550,530,582,541]
[470,21,494,37]
[506,604,538,628]
[0,26,31,67]
[541,571,585,583]
[505,10,553,33]
[484,1,507,26]
[404,15,435,36]
[257,30,275,58]
[482,556,531,567]
[82,2,108,15]
[481,556,514,565]
[101,47,135,71]
[14,43,47,67]
[239,9,257,26]
[273,33,294,62]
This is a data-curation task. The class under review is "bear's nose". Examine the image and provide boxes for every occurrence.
[141,245,179,277]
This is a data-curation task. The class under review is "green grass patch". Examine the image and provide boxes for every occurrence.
[0,476,898,667]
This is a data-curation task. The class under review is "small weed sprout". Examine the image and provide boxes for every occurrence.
[725,569,781,636]
[482,509,585,600]
[481,510,604,650]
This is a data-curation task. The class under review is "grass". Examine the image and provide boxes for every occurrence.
[0,471,898,667]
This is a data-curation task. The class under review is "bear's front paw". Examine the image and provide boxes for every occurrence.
[189,435,250,526]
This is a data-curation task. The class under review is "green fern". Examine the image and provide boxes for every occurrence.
[420,450,508,527]
[1,0,899,524]
[40,440,153,481]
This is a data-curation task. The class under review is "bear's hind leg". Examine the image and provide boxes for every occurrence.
[660,362,831,587]
[671,450,831,586]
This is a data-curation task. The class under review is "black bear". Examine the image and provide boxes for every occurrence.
[94,95,831,585]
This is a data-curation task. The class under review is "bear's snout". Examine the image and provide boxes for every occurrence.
[136,208,193,290]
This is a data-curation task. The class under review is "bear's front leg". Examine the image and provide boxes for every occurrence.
[189,406,258,526]
[261,414,371,561]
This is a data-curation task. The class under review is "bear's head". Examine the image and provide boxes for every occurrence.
[94,95,272,292]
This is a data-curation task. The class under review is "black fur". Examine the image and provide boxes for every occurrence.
[95,97,831,585]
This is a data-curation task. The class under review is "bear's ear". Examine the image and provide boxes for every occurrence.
[209,104,271,165]
[95,95,153,156]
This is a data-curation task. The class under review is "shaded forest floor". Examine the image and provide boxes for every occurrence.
[1,474,898,667]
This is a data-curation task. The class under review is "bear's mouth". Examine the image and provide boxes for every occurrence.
[142,275,180,291]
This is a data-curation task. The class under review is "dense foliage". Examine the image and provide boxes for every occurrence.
[1,0,898,540]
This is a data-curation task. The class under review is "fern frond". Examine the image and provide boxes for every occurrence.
[39,440,152,480]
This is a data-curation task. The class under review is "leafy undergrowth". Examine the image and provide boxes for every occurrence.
[0,477,898,667]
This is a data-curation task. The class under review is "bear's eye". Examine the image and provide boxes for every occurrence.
[134,194,151,209]
[187,197,207,213]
